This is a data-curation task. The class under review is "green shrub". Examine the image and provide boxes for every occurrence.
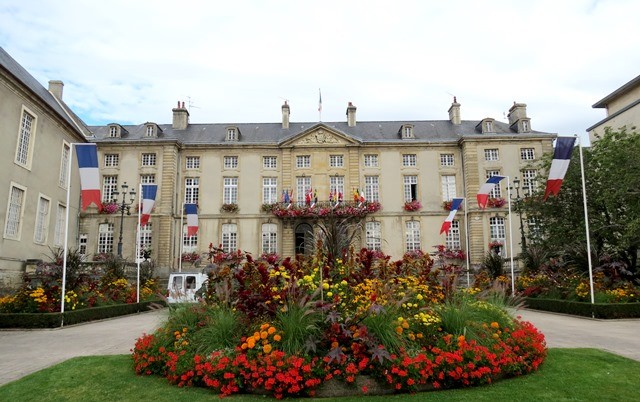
[275,301,323,355]
[191,306,241,354]
[362,306,405,353]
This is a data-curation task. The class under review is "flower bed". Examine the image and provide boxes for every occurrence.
[132,248,547,398]
[270,201,381,219]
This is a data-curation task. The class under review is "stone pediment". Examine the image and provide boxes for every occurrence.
[281,125,360,147]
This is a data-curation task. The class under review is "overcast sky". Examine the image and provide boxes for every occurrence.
[1,0,639,142]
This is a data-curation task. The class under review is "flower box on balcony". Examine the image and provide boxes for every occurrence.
[487,197,506,208]
[403,200,422,212]
[221,203,239,213]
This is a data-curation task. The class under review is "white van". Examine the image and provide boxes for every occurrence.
[167,272,208,303]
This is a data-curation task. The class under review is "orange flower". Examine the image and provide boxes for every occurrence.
[457,335,465,343]
[402,321,409,329]
[331,341,339,349]
[273,334,281,342]
[247,338,256,348]
[263,344,272,354]
[241,343,248,350]
[395,326,403,335]
[260,323,270,330]
[267,326,276,335]
[490,321,500,329]
[260,331,268,339]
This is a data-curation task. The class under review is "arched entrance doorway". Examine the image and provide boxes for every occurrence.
[294,223,314,255]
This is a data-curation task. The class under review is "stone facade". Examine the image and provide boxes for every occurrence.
[588,74,640,143]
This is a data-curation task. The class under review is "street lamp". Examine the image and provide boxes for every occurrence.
[112,182,136,258]
[509,177,527,253]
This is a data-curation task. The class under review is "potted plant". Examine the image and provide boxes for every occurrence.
[403,200,422,212]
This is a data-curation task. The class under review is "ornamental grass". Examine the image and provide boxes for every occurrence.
[132,246,547,398]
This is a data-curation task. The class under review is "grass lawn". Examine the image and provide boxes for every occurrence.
[0,348,637,401]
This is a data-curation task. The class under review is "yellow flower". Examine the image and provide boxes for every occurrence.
[322,283,330,290]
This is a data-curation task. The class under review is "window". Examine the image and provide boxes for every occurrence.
[297,176,312,205]
[364,176,380,202]
[186,156,200,169]
[365,221,381,251]
[261,223,277,254]
[140,174,155,184]
[522,169,537,194]
[401,125,414,139]
[222,223,238,253]
[185,177,199,204]
[484,121,493,132]
[489,216,506,255]
[15,109,35,167]
[59,142,70,188]
[104,154,119,167]
[263,156,277,169]
[527,217,541,240]
[405,221,421,252]
[182,224,198,252]
[403,175,418,202]
[486,170,502,198]
[364,154,378,167]
[296,155,311,168]
[54,204,66,247]
[329,155,344,168]
[141,153,156,166]
[102,175,118,202]
[138,223,152,261]
[441,175,456,201]
[79,234,88,259]
[98,223,114,253]
[520,148,535,160]
[5,184,25,239]
[484,149,499,161]
[522,120,530,132]
[226,128,238,142]
[145,125,154,137]
[224,156,238,169]
[402,154,417,167]
[108,126,118,138]
[263,177,278,204]
[445,220,461,250]
[223,177,238,204]
[440,153,454,167]
[328,176,343,202]
[34,196,50,244]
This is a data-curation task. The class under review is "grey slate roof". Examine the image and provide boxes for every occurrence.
[88,119,555,145]
[0,47,90,139]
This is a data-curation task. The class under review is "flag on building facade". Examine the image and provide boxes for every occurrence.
[185,203,198,236]
[477,176,505,209]
[544,136,577,200]
[75,143,102,211]
[440,198,464,235]
[318,89,322,112]
[140,184,157,225]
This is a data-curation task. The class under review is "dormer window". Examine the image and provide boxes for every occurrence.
[226,127,239,142]
[484,121,493,132]
[522,119,530,132]
[477,118,495,134]
[399,124,414,139]
[108,125,119,138]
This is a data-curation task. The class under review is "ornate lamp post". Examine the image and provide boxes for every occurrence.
[509,177,527,253]
[112,182,136,258]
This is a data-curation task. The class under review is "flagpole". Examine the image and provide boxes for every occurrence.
[506,176,515,294]
[318,88,322,122]
[60,143,75,325]
[136,183,142,303]
[464,197,471,288]
[577,135,595,304]
[179,202,184,273]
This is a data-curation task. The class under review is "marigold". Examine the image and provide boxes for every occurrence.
[260,331,268,339]
[247,338,256,348]
[263,344,272,354]
[273,334,281,342]
[490,322,500,329]
[268,326,276,334]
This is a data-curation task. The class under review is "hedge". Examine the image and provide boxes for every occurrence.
[523,298,640,319]
[0,300,166,329]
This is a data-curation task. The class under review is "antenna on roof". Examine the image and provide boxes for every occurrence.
[186,96,200,113]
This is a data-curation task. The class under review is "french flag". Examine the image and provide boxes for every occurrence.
[140,184,157,225]
[544,137,576,200]
[75,144,102,211]
[477,176,505,209]
[185,203,198,236]
[440,198,464,235]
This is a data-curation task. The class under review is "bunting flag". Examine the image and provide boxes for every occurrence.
[287,189,293,209]
[185,203,198,236]
[544,136,577,200]
[477,176,505,209]
[440,198,464,235]
[140,184,157,225]
[75,143,102,211]
[359,189,365,205]
[311,189,317,208]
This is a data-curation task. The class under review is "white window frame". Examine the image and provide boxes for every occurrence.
[138,223,152,261]
[440,153,455,167]
[98,223,114,254]
[489,216,506,256]
[224,156,239,169]
[364,175,380,202]
[141,153,156,166]
[364,154,378,167]
[262,177,278,204]
[261,223,277,254]
[445,220,461,250]
[102,175,118,203]
[484,149,499,161]
[402,125,414,139]
[223,177,238,204]
[522,169,537,195]
[108,126,118,138]
[297,176,312,204]
[182,224,198,252]
[59,141,71,189]
[4,183,26,239]
[145,125,155,137]
[104,154,119,167]
[53,203,66,247]
[263,156,277,169]
[520,148,535,160]
[365,221,381,251]
[79,234,88,259]
[296,155,311,168]
[403,175,418,202]
[329,155,344,168]
[405,221,421,252]
[140,174,155,184]
[34,195,51,244]
[186,156,200,169]
[441,175,457,201]
[486,170,502,198]
[15,107,36,168]
[185,177,199,204]
[222,223,238,253]
[328,176,343,201]
[402,154,417,167]
[226,128,238,142]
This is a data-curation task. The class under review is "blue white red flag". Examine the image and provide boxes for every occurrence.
[185,203,198,236]
[140,184,157,225]
[477,176,505,209]
[544,137,576,200]
[75,144,102,211]
[440,198,464,235]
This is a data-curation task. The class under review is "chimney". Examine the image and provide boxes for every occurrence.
[507,102,531,133]
[48,80,64,100]
[172,101,189,130]
[448,96,461,125]
[346,102,357,127]
[282,101,290,129]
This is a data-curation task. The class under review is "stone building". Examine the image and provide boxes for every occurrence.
[588,74,640,143]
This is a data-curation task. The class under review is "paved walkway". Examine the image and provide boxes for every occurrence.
[0,308,639,386]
